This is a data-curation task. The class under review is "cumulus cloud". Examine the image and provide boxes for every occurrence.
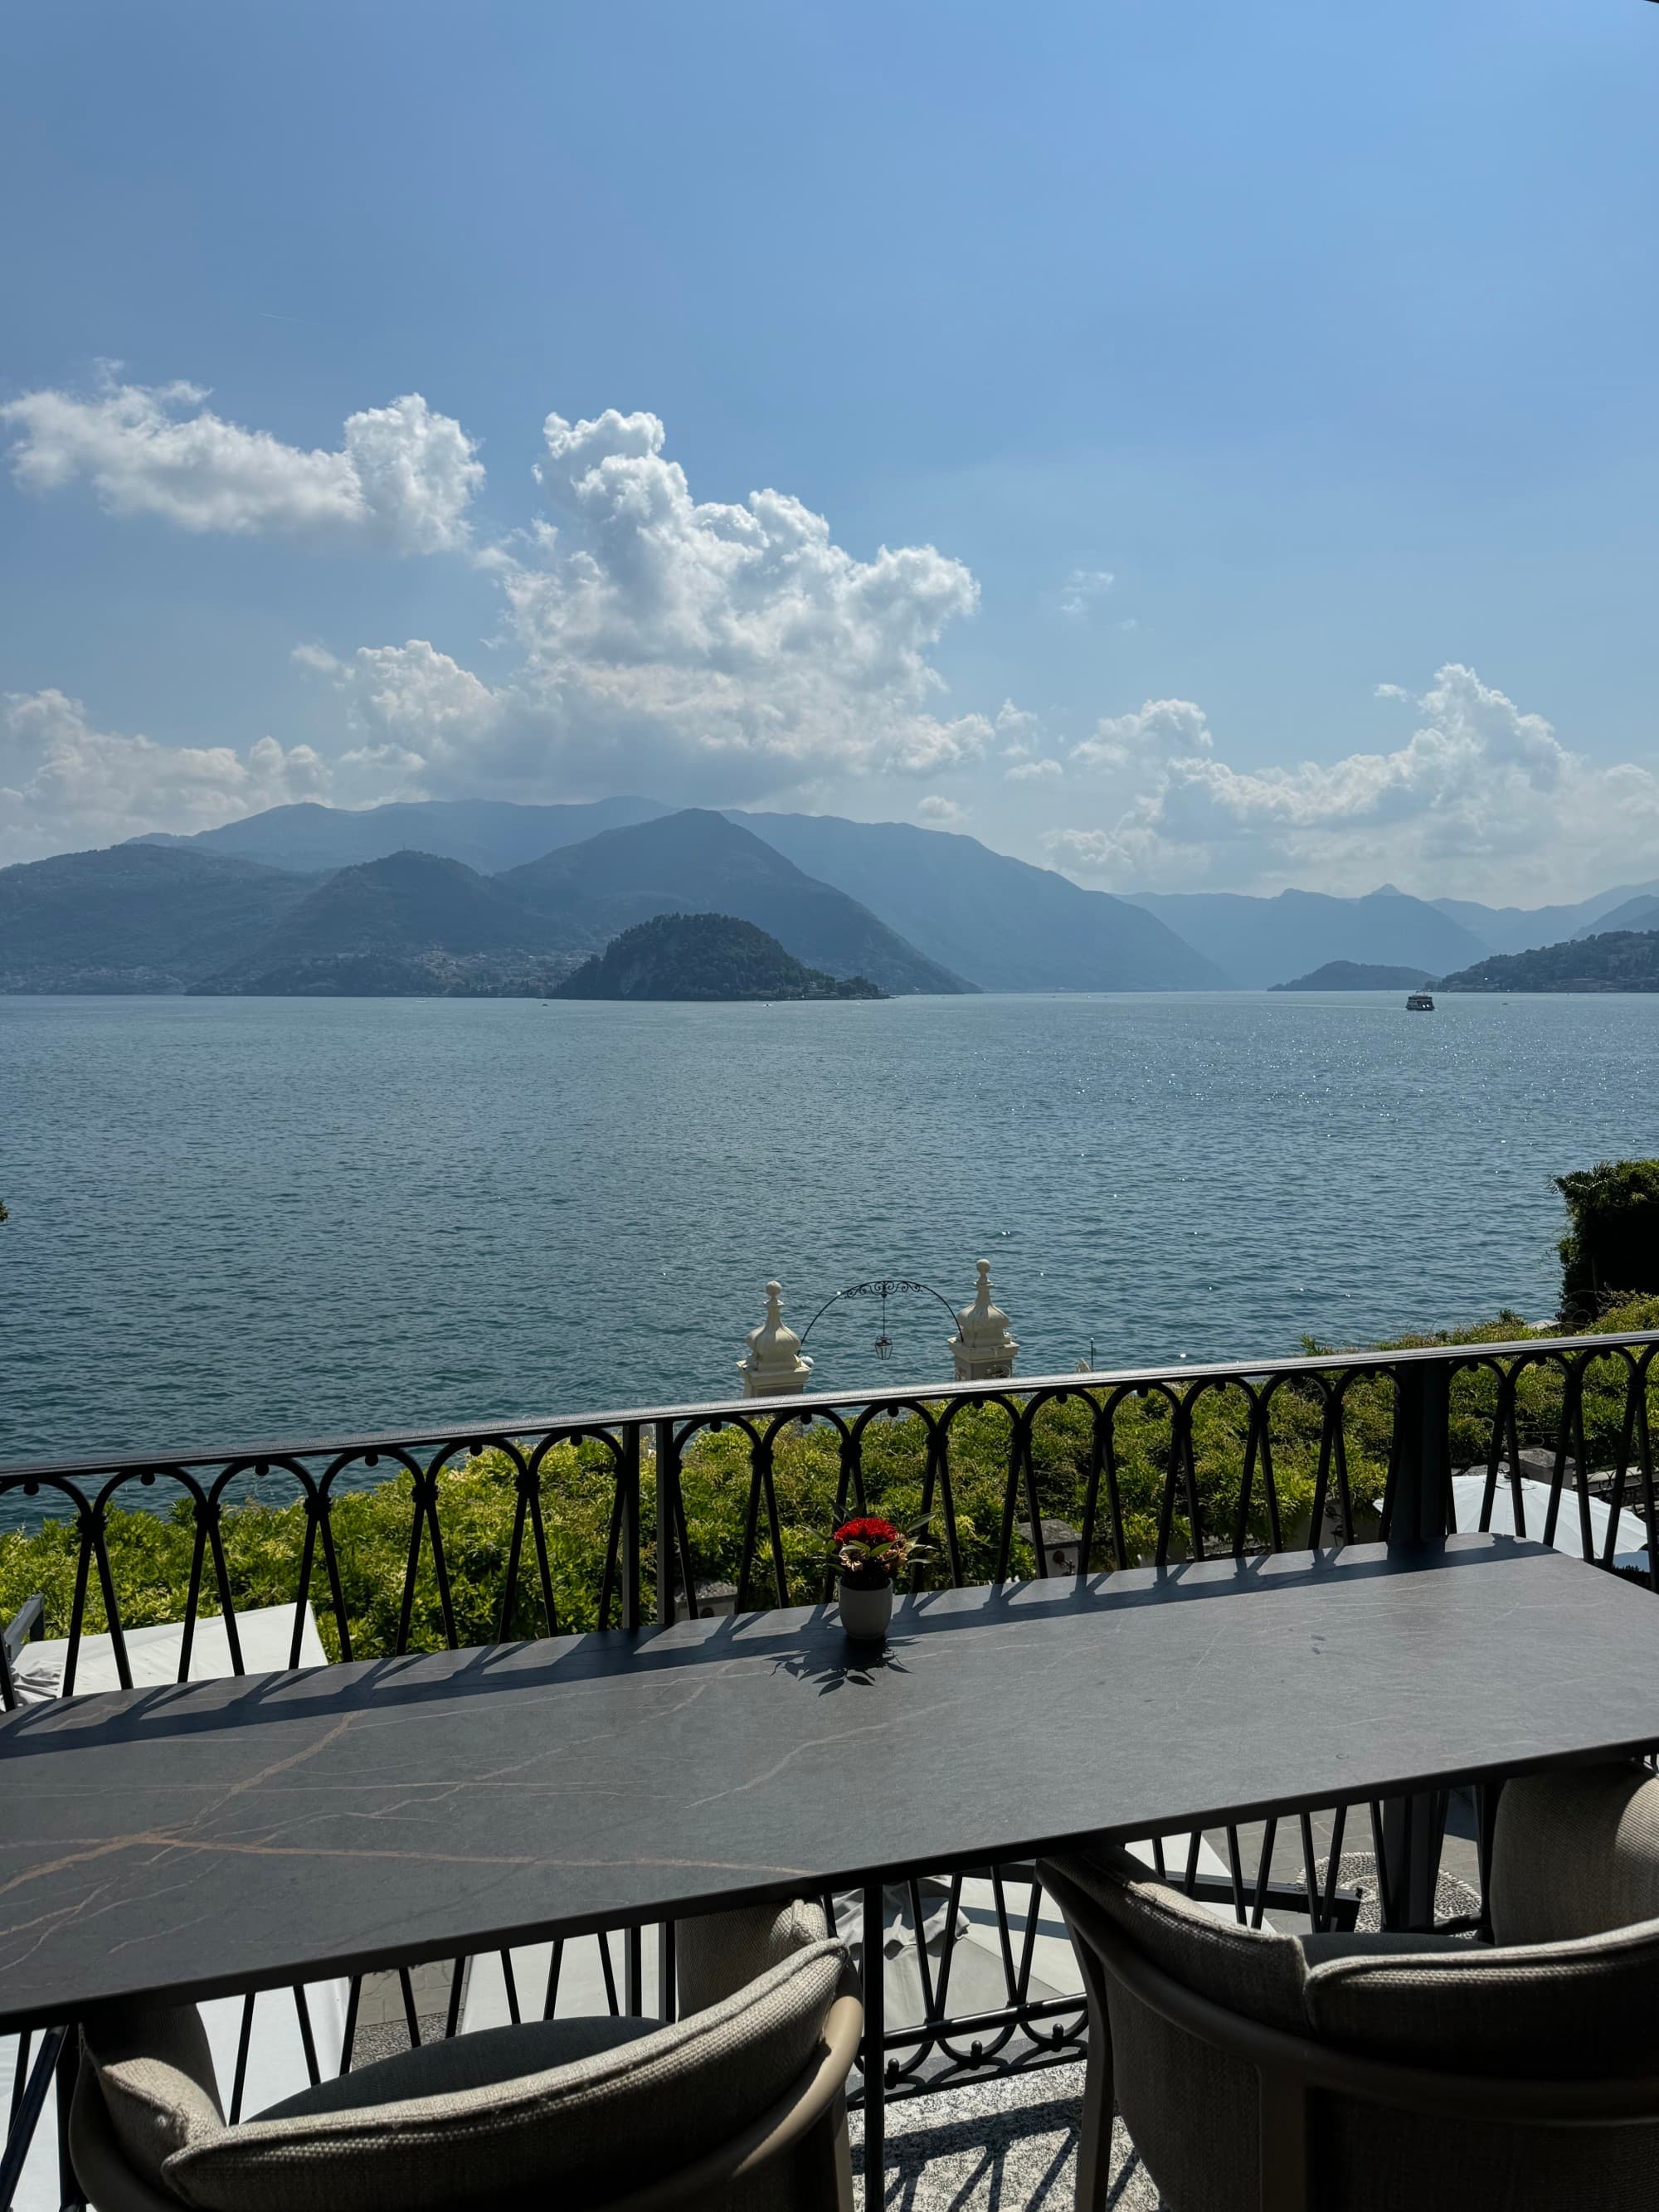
[0,689,330,864]
[1,375,482,551]
[1058,567,1114,618]
[299,405,993,802]
[1046,665,1659,897]
[917,793,966,824]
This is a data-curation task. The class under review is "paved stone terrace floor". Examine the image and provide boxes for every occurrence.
[851,2065,1160,2212]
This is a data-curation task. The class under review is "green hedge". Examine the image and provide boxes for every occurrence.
[1558,1160,1659,1323]
[6,1300,1657,1660]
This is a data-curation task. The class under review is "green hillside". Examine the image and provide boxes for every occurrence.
[0,844,314,990]
[1271,960,1438,991]
[552,913,883,1000]
[1440,931,1659,993]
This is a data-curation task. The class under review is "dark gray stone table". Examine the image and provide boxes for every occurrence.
[4,1535,1659,2031]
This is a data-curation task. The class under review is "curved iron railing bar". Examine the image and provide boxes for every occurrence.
[1247,1377,1300,1553]
[417,1442,476,1651]
[198,1455,327,1677]
[80,1463,207,1691]
[918,1387,1025,1584]
[649,1420,696,1627]
[1166,1373,1267,1561]
[528,1427,620,1637]
[1019,1400,1058,1577]
[498,1433,562,1646]
[333,1444,431,1658]
[1294,1373,1348,1550]
[1168,1388,1204,1565]
[1566,1353,1596,1563]
[914,1410,965,1588]
[1601,1363,1641,1569]
[1013,1401,1047,1579]
[596,1461,628,1631]
[1076,1380,1149,1572]
[1472,1357,1520,1537]
[1630,1368,1658,1592]
[197,1455,337,1674]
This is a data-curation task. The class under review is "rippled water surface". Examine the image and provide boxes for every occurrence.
[4,992,1657,1491]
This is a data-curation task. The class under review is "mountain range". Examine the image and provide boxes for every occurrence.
[5,793,1656,994]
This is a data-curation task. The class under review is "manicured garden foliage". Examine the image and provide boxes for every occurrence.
[1557,1160,1659,1323]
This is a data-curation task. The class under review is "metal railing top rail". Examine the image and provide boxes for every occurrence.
[5,1328,1655,1482]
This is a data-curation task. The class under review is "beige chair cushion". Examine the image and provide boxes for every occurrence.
[159,1938,846,2212]
[675,1896,830,2015]
[260,2015,653,2119]
[1490,1762,1659,1945]
[1304,1916,1659,2078]
[81,2000,224,2190]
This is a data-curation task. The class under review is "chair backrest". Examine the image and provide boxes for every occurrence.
[1490,1762,1659,1945]
[83,1937,847,2212]
[1046,1834,1659,2212]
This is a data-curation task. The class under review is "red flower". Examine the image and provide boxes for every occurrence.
[833,1515,900,1545]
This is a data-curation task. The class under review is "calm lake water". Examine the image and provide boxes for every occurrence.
[3,992,1657,1508]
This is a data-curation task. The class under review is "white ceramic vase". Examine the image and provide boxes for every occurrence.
[837,1580,893,1643]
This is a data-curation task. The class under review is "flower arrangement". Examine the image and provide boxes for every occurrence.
[830,1515,928,1590]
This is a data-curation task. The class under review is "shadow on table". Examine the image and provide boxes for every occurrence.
[0,1536,1560,1764]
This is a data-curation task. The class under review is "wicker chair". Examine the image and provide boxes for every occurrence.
[70,1899,859,2212]
[1041,1762,1659,2212]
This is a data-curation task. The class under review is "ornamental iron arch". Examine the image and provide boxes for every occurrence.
[798,1277,962,1366]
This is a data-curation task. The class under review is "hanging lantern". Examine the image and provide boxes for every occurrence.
[873,1330,894,1363]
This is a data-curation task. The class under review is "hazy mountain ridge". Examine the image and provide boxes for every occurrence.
[115,794,1231,991]
[1574,894,1659,941]
[12,795,1657,996]
[726,810,1229,990]
[1127,887,1489,989]
[135,796,670,875]
[1431,882,1659,955]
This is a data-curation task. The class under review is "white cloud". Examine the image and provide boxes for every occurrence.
[300,405,994,803]
[0,690,330,864]
[917,794,966,824]
[1047,664,1659,897]
[1059,567,1114,619]
[1,375,482,552]
[1006,756,1062,783]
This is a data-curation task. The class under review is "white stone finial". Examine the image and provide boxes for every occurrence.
[738,1278,813,1398]
[949,1259,1018,1381]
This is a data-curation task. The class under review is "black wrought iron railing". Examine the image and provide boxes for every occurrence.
[5,1326,1659,2210]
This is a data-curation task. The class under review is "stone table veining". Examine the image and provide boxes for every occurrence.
[4,1536,1659,2030]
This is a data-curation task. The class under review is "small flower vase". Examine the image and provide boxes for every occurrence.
[838,1579,893,1643]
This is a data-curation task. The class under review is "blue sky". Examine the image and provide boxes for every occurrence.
[1,0,1654,897]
